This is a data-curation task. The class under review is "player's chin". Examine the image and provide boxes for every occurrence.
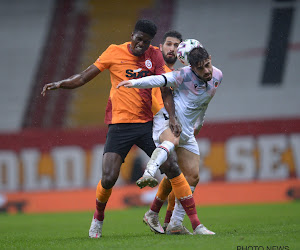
[165,56,176,64]
[204,75,212,81]
[132,48,146,56]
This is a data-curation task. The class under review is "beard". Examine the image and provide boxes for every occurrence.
[163,53,177,65]
[203,73,213,82]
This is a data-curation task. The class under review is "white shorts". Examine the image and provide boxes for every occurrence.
[152,109,200,155]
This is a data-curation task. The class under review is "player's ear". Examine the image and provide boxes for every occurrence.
[159,44,163,51]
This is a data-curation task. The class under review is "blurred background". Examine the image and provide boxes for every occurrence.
[0,0,299,213]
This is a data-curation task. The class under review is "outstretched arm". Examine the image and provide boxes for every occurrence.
[41,64,101,96]
[117,72,181,137]
[117,72,176,89]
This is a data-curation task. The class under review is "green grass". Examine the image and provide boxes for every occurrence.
[0,203,300,249]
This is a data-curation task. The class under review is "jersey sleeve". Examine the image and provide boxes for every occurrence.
[219,71,223,85]
[213,66,223,85]
[130,71,178,89]
[93,45,115,71]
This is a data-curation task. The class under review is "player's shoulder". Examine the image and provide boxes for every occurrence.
[107,42,128,50]
[147,45,162,56]
[164,65,172,73]
[150,45,160,51]
[144,45,164,66]
[178,66,192,74]
[170,66,191,80]
[212,65,223,79]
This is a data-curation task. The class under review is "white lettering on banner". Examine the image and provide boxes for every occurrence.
[198,139,212,182]
[0,151,19,191]
[21,149,41,190]
[21,149,53,190]
[52,146,85,189]
[258,135,289,180]
[89,145,104,186]
[290,134,300,177]
[226,136,256,181]
[0,133,299,191]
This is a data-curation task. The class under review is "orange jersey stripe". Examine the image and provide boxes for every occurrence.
[94,42,166,124]
[151,65,172,115]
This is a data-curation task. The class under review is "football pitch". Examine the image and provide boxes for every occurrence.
[0,202,299,249]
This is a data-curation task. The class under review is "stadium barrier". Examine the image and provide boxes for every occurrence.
[0,118,300,213]
[1,179,299,214]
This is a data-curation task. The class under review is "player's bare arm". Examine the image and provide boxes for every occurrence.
[117,80,133,88]
[41,64,101,96]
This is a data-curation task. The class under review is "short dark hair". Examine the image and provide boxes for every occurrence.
[162,30,183,43]
[134,19,157,38]
[188,46,210,67]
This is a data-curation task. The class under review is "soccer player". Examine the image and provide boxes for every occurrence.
[41,20,205,238]
[151,30,189,233]
[151,30,183,123]
[118,45,223,235]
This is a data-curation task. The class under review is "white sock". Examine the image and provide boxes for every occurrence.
[144,141,175,177]
[169,186,195,227]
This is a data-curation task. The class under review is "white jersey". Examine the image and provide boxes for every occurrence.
[131,65,223,142]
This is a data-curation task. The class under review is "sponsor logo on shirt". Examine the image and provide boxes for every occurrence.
[125,68,150,78]
[194,82,206,89]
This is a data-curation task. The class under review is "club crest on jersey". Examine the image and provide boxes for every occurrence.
[145,59,152,69]
[213,78,219,88]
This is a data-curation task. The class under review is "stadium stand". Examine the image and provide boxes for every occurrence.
[0,0,53,131]
[173,0,300,122]
[23,0,89,128]
[1,0,299,131]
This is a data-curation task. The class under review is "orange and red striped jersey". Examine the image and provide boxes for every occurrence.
[94,42,166,124]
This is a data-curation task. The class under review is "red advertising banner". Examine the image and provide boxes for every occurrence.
[0,118,300,213]
[1,180,299,214]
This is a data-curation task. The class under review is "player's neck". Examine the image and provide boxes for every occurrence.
[166,63,175,70]
[191,69,208,86]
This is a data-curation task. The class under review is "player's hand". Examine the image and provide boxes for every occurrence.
[169,117,182,137]
[41,82,61,96]
[117,81,133,89]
